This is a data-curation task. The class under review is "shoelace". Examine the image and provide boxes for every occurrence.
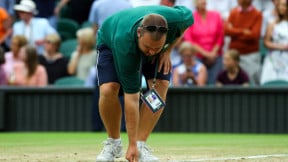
[141,145,154,156]
[101,141,113,154]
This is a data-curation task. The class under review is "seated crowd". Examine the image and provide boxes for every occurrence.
[0,0,288,87]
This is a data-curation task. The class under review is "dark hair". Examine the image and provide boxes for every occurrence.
[0,47,5,64]
[24,45,39,78]
[140,14,168,41]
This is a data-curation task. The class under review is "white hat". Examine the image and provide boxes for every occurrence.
[14,0,38,15]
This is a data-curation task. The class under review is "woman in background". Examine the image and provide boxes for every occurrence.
[172,41,207,87]
[68,27,97,81]
[184,0,224,85]
[260,0,288,85]
[216,49,249,86]
[9,45,47,86]
[4,35,27,78]
[39,33,69,84]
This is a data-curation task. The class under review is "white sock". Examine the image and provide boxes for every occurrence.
[137,141,145,147]
[108,138,121,145]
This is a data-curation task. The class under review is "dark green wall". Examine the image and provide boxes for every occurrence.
[0,87,287,133]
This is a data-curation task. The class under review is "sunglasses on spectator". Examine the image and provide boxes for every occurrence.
[141,25,168,33]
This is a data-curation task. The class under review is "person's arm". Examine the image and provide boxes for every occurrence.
[54,0,70,16]
[264,22,288,50]
[124,92,139,162]
[67,51,80,75]
[172,68,180,86]
[196,64,207,86]
[238,13,262,41]
[37,66,48,86]
[224,10,245,37]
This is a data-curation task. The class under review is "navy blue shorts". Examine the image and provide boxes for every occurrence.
[96,44,171,88]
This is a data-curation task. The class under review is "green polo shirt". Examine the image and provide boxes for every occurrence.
[97,5,194,93]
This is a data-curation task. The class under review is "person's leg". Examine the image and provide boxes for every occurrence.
[96,45,123,161]
[92,85,104,131]
[137,79,169,141]
[99,82,122,138]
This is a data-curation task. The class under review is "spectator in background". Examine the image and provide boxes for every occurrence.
[253,0,274,12]
[261,0,279,38]
[129,0,160,7]
[88,0,132,33]
[160,0,175,7]
[0,7,12,51]
[33,0,57,28]
[206,0,238,20]
[9,45,47,86]
[260,0,288,85]
[184,0,224,85]
[0,0,15,16]
[39,33,69,84]
[13,0,56,54]
[216,49,249,86]
[3,35,27,78]
[54,0,94,25]
[68,28,97,81]
[0,47,7,85]
[224,0,262,85]
[172,41,207,86]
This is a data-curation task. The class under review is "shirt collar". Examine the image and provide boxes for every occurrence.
[237,5,254,12]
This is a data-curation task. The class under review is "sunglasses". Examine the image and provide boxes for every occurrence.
[141,25,168,33]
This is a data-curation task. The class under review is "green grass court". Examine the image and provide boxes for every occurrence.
[0,133,288,161]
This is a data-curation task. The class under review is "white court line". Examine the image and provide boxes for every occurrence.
[178,154,288,162]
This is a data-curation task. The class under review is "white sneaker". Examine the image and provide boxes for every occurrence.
[96,139,123,162]
[138,142,159,162]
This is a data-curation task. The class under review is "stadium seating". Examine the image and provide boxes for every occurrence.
[262,80,288,87]
[56,18,79,41]
[54,76,84,86]
[59,39,77,58]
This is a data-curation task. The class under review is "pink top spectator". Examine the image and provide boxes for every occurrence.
[0,65,7,85]
[12,63,47,87]
[3,52,22,77]
[184,10,224,59]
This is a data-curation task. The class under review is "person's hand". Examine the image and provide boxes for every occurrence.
[158,51,172,75]
[243,29,251,35]
[35,39,45,46]
[279,44,288,51]
[126,144,138,162]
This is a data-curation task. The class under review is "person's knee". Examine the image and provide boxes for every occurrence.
[100,82,120,98]
[155,79,169,88]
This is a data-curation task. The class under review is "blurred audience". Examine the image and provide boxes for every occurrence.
[13,0,57,54]
[224,0,262,85]
[9,45,47,86]
[0,47,7,85]
[207,0,237,20]
[216,49,249,86]
[184,0,224,85]
[160,0,175,7]
[0,7,12,51]
[260,0,288,85]
[261,0,279,38]
[55,0,94,24]
[129,0,160,7]
[253,0,274,12]
[0,0,15,16]
[68,28,97,81]
[39,33,69,84]
[172,41,207,87]
[33,0,57,28]
[3,35,27,78]
[89,0,132,33]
